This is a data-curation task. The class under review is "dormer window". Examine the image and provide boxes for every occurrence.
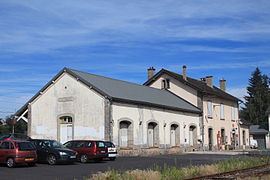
[162,79,170,89]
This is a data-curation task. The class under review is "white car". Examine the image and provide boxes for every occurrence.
[105,141,117,161]
[250,139,258,149]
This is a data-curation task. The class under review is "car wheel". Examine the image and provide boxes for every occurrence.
[109,157,116,161]
[7,158,15,168]
[47,154,57,165]
[28,162,36,167]
[80,155,88,163]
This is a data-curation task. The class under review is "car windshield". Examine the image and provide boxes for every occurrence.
[41,140,64,148]
[105,142,114,147]
[18,142,36,151]
[0,134,11,140]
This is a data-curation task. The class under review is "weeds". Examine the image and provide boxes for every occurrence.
[89,156,270,180]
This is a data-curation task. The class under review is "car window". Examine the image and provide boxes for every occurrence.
[63,142,72,148]
[73,142,84,148]
[85,142,93,147]
[105,142,115,147]
[0,134,10,140]
[97,141,105,148]
[0,142,10,149]
[10,142,15,149]
[50,141,63,148]
[18,142,36,151]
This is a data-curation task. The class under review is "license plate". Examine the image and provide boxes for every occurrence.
[25,158,34,161]
[70,156,76,159]
[101,151,105,153]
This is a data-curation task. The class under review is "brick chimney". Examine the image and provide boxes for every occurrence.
[206,76,213,88]
[220,79,226,91]
[183,65,187,81]
[147,67,155,80]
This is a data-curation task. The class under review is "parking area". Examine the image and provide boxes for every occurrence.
[0,154,247,180]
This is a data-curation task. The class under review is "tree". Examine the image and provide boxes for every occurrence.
[241,67,270,127]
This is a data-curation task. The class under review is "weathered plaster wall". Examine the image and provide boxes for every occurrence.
[30,72,105,141]
[111,102,200,148]
[202,96,239,147]
[150,74,198,106]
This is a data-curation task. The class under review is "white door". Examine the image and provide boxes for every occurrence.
[120,123,128,148]
[148,124,154,147]
[60,124,73,144]
[170,126,176,146]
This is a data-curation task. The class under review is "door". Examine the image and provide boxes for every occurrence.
[0,142,9,163]
[60,124,73,144]
[119,122,128,148]
[148,124,154,147]
[208,128,213,150]
[189,130,194,146]
[170,126,176,147]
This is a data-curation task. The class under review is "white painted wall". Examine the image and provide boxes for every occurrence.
[111,102,200,147]
[30,72,105,142]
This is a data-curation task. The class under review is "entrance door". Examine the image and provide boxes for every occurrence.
[59,116,73,144]
[170,125,176,147]
[148,124,154,147]
[208,128,213,150]
[119,122,128,148]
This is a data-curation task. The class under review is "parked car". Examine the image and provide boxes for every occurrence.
[0,133,31,141]
[63,140,107,163]
[0,140,37,168]
[29,139,77,165]
[250,139,258,149]
[104,141,117,161]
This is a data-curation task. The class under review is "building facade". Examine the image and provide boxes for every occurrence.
[15,68,201,152]
[144,66,249,150]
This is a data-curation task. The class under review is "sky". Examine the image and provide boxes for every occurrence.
[1,0,270,118]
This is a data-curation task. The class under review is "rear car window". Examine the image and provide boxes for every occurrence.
[105,142,115,147]
[96,141,105,148]
[18,142,36,151]
[0,135,10,140]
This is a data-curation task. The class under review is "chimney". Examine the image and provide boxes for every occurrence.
[220,79,226,91]
[147,67,155,80]
[182,65,187,81]
[200,77,206,82]
[206,76,213,88]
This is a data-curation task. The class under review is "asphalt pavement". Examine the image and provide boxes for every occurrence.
[0,154,248,180]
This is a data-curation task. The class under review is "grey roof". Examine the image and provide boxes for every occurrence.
[68,68,201,113]
[250,125,268,135]
[15,67,201,116]
[144,69,240,102]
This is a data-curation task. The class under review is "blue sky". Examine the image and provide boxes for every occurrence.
[1,0,270,118]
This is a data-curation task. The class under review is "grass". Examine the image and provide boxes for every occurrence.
[89,156,270,180]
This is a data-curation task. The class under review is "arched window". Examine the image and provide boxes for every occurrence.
[147,122,159,147]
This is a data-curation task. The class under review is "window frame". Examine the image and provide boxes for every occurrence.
[220,103,225,120]
[207,101,213,118]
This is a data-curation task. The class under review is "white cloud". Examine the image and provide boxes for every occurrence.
[1,0,270,53]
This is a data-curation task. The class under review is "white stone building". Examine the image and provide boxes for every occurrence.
[15,68,201,151]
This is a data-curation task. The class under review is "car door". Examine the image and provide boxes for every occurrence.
[72,141,84,156]
[0,142,10,162]
[36,141,50,162]
[84,141,94,158]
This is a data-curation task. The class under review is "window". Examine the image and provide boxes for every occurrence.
[97,141,105,148]
[207,101,213,118]
[231,106,235,121]
[18,142,36,151]
[85,142,93,147]
[0,142,9,149]
[161,79,170,89]
[220,104,224,120]
[73,141,84,148]
[59,116,72,124]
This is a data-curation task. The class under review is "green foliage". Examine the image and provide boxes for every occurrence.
[241,67,270,127]
[0,115,27,136]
